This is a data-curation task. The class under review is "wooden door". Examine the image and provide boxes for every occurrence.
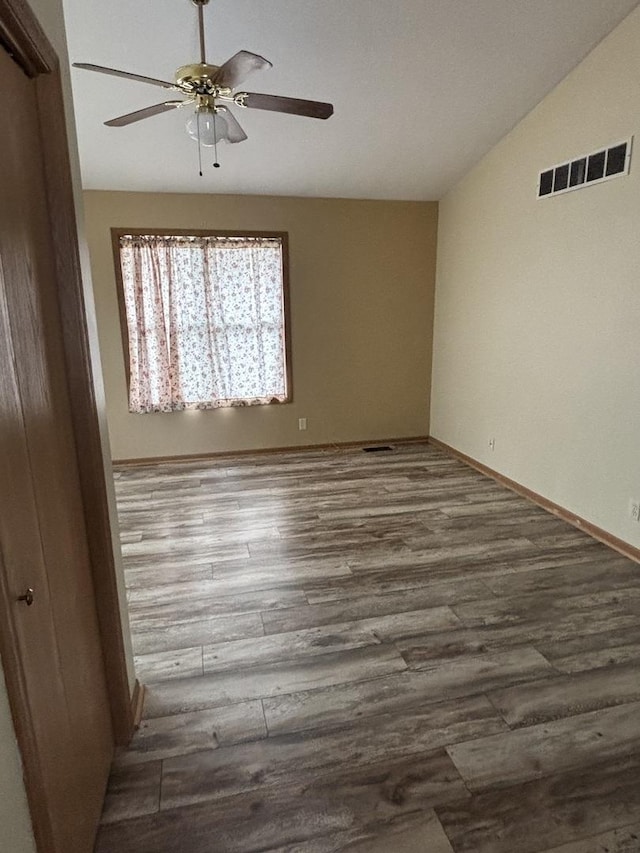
[0,41,114,853]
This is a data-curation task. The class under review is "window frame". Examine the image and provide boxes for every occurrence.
[110,227,293,409]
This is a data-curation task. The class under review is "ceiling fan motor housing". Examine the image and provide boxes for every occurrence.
[73,0,333,135]
[175,64,232,97]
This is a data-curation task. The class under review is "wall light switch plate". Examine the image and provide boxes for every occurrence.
[298,418,307,431]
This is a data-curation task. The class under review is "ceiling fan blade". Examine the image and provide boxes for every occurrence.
[73,63,178,90]
[240,92,333,120]
[104,101,184,127]
[213,51,272,89]
[218,107,248,144]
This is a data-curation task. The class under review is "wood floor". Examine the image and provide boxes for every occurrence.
[95,443,640,853]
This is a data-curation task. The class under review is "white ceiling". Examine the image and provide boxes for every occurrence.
[62,0,639,200]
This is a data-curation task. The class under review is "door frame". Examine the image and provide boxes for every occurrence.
[0,0,133,849]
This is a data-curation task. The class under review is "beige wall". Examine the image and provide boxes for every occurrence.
[84,191,438,461]
[431,5,640,548]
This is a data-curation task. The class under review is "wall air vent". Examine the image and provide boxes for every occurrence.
[537,138,632,199]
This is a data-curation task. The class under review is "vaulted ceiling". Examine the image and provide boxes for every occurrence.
[62,0,640,199]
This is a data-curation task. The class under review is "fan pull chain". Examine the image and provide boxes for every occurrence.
[213,109,220,169]
[197,110,203,177]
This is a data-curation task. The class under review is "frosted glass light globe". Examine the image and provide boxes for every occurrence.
[186,108,231,146]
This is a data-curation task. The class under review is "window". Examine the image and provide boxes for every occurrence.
[113,230,290,414]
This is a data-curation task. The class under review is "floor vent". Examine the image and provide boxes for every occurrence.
[538,138,632,199]
[363,445,393,453]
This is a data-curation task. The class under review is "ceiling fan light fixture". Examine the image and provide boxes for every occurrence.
[186,106,232,146]
[74,0,333,172]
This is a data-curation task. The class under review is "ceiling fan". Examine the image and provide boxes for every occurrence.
[73,0,334,172]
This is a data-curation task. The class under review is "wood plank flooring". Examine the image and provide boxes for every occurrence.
[95,443,640,853]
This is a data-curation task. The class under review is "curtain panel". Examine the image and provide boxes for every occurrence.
[118,234,288,413]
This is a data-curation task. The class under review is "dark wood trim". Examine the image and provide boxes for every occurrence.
[428,436,640,565]
[114,436,431,467]
[0,0,55,76]
[130,679,145,730]
[35,72,133,745]
[0,11,62,852]
[111,227,292,239]
[0,357,55,853]
[0,11,65,851]
[110,228,293,406]
[281,231,292,405]
[0,16,132,852]
[110,229,132,397]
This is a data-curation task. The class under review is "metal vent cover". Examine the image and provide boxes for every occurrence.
[538,138,632,199]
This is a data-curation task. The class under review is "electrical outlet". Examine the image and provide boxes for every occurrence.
[298,418,307,431]
[630,499,640,522]
[488,438,496,451]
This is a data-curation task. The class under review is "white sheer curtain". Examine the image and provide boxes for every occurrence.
[119,234,288,413]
